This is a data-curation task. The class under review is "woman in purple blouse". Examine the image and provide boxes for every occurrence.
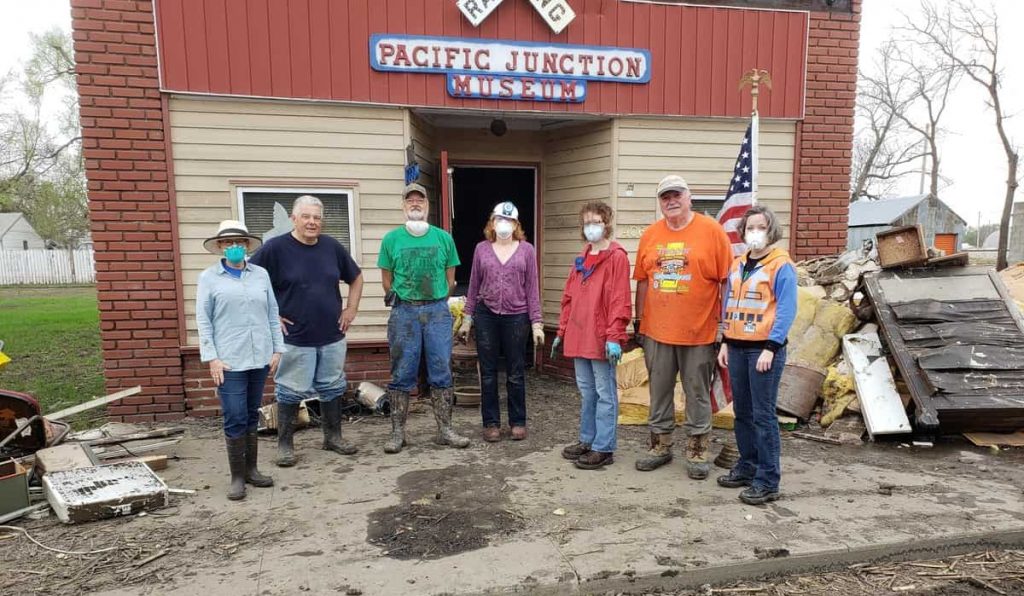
[457,202,545,442]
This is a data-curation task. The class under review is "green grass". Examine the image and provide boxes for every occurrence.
[0,286,106,424]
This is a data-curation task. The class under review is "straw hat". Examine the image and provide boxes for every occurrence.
[203,220,262,254]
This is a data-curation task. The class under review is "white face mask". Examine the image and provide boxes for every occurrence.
[745,229,768,250]
[583,223,605,243]
[405,220,429,237]
[495,220,515,240]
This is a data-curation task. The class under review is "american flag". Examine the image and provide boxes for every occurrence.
[716,119,758,255]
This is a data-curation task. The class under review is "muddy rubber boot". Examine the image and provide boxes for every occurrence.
[430,387,470,448]
[275,402,299,467]
[686,433,712,480]
[383,390,409,454]
[321,398,358,455]
[635,432,673,471]
[225,436,247,501]
[244,431,274,487]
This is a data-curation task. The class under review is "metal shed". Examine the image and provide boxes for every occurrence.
[847,195,967,253]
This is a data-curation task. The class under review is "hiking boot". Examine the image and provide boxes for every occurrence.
[510,426,527,441]
[482,426,501,442]
[225,436,247,501]
[685,433,711,480]
[430,387,470,448]
[384,390,409,454]
[635,432,673,471]
[716,468,752,489]
[244,431,273,488]
[574,450,614,470]
[739,486,780,505]
[321,398,358,455]
[275,402,299,467]
[561,442,591,460]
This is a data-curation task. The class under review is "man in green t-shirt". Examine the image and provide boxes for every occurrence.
[377,183,469,453]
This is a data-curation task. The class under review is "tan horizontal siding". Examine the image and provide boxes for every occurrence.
[169,96,408,345]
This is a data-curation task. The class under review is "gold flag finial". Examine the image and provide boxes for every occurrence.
[739,69,772,115]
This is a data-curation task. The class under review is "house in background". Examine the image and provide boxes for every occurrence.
[0,213,46,250]
[847,195,967,254]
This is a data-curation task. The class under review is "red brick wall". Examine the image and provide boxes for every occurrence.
[71,0,185,422]
[792,1,860,260]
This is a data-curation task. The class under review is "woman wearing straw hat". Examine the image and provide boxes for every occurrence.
[196,220,285,500]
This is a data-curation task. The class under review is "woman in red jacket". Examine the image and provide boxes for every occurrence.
[551,201,632,470]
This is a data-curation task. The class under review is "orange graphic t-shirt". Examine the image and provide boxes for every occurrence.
[633,214,732,346]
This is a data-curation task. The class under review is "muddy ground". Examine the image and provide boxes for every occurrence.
[1,372,1023,595]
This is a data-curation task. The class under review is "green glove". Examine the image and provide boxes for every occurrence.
[550,336,562,360]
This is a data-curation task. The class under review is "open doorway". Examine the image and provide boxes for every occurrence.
[449,165,537,292]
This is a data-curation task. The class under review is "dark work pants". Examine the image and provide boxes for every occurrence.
[474,305,529,428]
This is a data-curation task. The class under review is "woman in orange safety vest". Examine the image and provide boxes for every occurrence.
[715,205,797,506]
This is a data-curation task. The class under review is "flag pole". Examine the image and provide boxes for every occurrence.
[739,69,771,206]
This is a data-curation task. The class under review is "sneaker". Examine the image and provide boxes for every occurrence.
[510,426,527,441]
[574,451,613,470]
[739,486,780,505]
[716,469,753,488]
[561,442,591,460]
[482,427,501,442]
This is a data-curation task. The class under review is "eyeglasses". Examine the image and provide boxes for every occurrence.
[220,239,248,247]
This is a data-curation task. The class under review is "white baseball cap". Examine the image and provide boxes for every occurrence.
[656,175,690,197]
[492,201,519,221]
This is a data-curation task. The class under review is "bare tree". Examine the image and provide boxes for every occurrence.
[908,0,1020,270]
[859,36,958,201]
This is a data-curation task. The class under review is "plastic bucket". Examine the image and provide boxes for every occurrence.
[776,363,825,420]
[454,385,481,407]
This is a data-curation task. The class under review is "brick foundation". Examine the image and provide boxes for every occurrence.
[793,1,861,260]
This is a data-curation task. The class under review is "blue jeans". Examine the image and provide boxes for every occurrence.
[727,345,787,492]
[274,339,348,405]
[219,366,270,439]
[475,305,529,428]
[574,358,618,453]
[387,300,453,392]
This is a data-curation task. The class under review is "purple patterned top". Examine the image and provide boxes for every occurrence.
[464,240,542,323]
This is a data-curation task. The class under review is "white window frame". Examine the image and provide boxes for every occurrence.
[234,186,360,259]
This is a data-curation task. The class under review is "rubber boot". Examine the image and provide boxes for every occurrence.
[321,398,358,455]
[244,431,273,487]
[686,433,712,480]
[275,402,299,467]
[430,387,470,448]
[225,436,247,501]
[635,432,674,471]
[383,390,409,454]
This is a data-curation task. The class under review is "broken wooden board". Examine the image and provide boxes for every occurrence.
[864,267,1024,433]
[35,443,100,475]
[43,461,168,524]
[841,332,911,439]
[46,386,142,421]
[963,430,1024,447]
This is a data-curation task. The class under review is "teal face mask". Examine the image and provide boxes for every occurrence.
[224,245,246,264]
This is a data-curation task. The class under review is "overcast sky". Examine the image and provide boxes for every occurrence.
[1,0,1021,226]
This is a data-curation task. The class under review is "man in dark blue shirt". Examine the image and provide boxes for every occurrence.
[250,195,364,467]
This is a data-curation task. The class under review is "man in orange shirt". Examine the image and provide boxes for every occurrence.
[633,174,732,479]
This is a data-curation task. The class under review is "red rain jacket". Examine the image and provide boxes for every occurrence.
[557,242,633,360]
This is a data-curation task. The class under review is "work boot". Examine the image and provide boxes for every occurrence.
[635,432,673,471]
[686,433,712,480]
[561,442,591,460]
[430,387,470,448]
[574,450,614,470]
[384,389,409,454]
[244,431,274,487]
[225,436,247,501]
[321,398,358,455]
[275,401,299,467]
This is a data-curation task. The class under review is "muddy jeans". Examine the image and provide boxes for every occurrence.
[642,339,716,436]
[386,300,454,392]
[474,305,529,428]
[274,339,347,405]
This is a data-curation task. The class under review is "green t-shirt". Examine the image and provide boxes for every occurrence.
[377,225,460,301]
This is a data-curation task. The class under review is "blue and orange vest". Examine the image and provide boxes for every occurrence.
[723,248,793,342]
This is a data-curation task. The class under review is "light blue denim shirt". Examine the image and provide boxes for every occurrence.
[196,260,286,371]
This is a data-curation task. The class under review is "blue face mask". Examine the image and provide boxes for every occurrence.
[224,245,246,264]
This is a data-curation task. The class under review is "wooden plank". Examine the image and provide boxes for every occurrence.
[964,431,1024,447]
[84,427,186,447]
[842,332,911,439]
[46,387,143,421]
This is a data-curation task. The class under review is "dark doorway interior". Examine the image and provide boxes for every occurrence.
[450,166,537,292]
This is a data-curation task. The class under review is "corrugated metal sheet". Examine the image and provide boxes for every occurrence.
[155,0,807,118]
[847,195,927,228]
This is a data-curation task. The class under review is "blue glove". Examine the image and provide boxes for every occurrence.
[605,341,622,366]
[550,336,562,360]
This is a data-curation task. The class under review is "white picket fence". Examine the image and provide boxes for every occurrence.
[0,249,96,285]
